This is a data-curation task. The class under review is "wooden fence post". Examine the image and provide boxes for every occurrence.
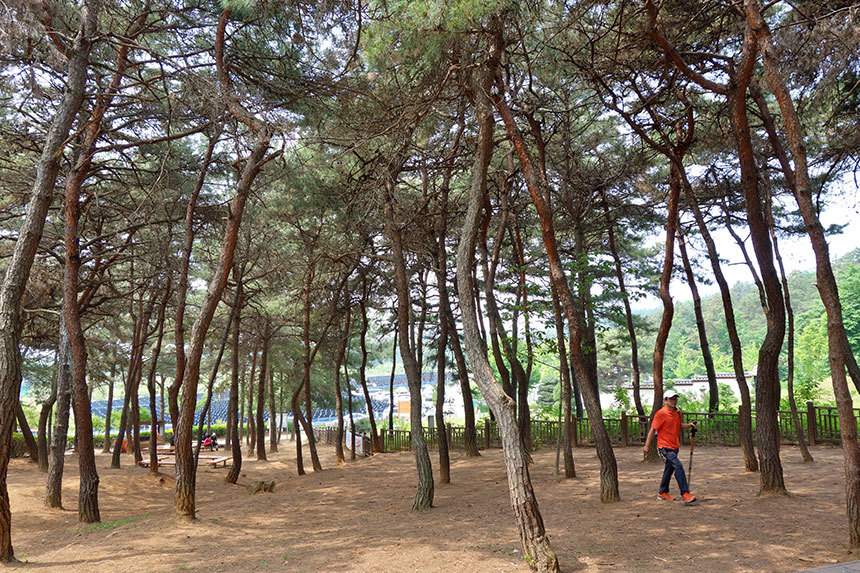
[446,423,452,446]
[806,401,817,446]
[484,418,491,450]
[621,411,628,447]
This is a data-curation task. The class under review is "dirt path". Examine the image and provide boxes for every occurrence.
[5,441,854,571]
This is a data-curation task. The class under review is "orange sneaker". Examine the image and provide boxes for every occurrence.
[657,492,675,501]
[681,492,697,503]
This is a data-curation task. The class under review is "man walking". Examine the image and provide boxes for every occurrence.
[643,392,697,504]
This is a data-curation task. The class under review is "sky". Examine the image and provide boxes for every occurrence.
[638,185,860,307]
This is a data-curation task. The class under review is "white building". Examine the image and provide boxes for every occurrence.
[622,368,757,405]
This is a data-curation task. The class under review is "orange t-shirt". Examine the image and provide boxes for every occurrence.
[652,405,683,449]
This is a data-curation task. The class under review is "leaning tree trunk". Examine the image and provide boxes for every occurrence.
[435,203,480,457]
[147,279,171,474]
[37,366,59,471]
[130,288,158,464]
[492,64,619,505]
[111,297,148,469]
[174,10,270,520]
[512,217,536,447]
[194,288,238,472]
[174,134,267,519]
[644,162,683,464]
[443,301,480,456]
[438,274,480,457]
[15,405,38,462]
[0,0,100,559]
[677,229,719,412]
[480,200,532,456]
[456,26,560,568]
[170,131,220,430]
[479,221,515,407]
[765,184,813,462]
[644,0,760,473]
[297,270,323,472]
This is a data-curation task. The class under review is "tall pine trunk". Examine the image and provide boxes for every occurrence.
[382,172,434,511]
[551,284,575,477]
[457,26,559,570]
[746,1,858,536]
[0,0,100,557]
[492,66,619,504]
[226,270,244,484]
[45,314,73,508]
[727,26,786,494]
[601,192,644,416]
[358,295,380,453]
[676,230,719,412]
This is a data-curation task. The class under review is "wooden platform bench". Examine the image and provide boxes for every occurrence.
[201,456,231,468]
[138,456,175,468]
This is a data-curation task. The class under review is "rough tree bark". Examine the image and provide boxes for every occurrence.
[551,284,575,478]
[255,322,271,461]
[726,27,787,494]
[175,10,270,520]
[456,22,560,570]
[683,176,758,472]
[45,314,72,508]
[644,1,783,484]
[0,0,101,557]
[358,290,381,453]
[764,182,813,462]
[225,267,244,484]
[170,131,220,428]
[746,0,859,533]
[333,306,351,465]
[491,40,619,502]
[382,165,434,511]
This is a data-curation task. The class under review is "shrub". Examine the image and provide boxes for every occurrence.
[11,433,26,458]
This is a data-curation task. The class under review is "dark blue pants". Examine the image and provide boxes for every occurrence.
[659,448,690,494]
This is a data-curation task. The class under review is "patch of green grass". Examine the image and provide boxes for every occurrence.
[87,513,150,532]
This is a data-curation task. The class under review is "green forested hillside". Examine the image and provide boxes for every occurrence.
[628,248,860,402]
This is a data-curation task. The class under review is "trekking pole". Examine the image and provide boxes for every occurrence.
[688,423,698,488]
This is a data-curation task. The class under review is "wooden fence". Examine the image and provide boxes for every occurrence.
[313,426,373,457]
[377,401,858,453]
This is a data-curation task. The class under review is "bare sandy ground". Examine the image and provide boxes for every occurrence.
[5,440,855,572]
